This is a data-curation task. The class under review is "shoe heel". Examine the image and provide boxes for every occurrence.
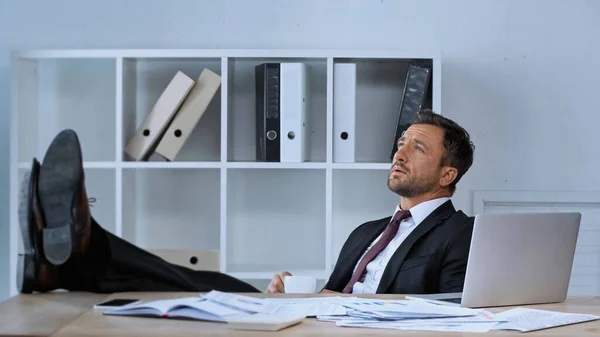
[42,226,73,265]
[16,253,35,294]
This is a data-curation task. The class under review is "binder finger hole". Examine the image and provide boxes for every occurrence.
[174,129,182,138]
[287,131,295,140]
[340,132,348,140]
[266,130,277,140]
[189,256,198,265]
[143,129,150,137]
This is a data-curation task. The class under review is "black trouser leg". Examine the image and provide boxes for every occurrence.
[63,219,260,293]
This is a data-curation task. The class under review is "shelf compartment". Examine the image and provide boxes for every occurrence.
[226,162,327,169]
[228,269,330,280]
[14,166,117,236]
[15,58,116,162]
[121,57,222,162]
[331,169,400,264]
[226,168,326,273]
[120,161,221,169]
[226,57,327,163]
[332,58,434,163]
[121,168,221,251]
[235,278,329,294]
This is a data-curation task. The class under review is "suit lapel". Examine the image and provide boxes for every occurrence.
[337,218,389,289]
[376,200,456,293]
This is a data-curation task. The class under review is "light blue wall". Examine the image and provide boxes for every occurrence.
[1,0,598,300]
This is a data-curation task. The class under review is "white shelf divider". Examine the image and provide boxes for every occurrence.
[17,161,119,169]
[325,57,334,274]
[115,57,124,238]
[331,163,392,170]
[120,162,221,169]
[226,162,327,169]
[229,270,330,280]
[9,55,23,296]
[220,56,231,273]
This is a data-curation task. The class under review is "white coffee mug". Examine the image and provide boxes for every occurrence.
[284,275,317,294]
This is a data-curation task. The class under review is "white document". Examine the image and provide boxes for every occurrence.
[265,296,350,317]
[333,310,502,333]
[337,320,499,333]
[265,296,359,304]
[202,291,281,314]
[280,62,311,162]
[491,307,600,332]
[333,63,357,163]
[317,315,368,323]
[277,302,346,317]
[344,298,484,319]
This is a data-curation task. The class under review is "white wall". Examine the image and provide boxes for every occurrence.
[1,0,598,300]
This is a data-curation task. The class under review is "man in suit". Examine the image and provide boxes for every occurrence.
[17,109,474,295]
[266,109,475,294]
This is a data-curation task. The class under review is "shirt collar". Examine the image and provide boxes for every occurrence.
[393,197,450,226]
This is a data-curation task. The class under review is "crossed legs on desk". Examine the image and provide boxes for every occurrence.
[17,129,260,294]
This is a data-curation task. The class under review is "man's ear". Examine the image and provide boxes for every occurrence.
[439,166,458,188]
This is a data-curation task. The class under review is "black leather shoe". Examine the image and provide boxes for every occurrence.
[38,129,92,265]
[17,159,60,293]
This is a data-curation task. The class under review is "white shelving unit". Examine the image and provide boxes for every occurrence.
[9,49,441,295]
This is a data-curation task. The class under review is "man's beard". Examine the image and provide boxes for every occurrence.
[387,170,438,198]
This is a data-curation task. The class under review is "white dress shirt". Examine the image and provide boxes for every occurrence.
[351,197,450,294]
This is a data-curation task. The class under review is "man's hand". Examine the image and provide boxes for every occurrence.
[265,271,292,293]
[319,289,341,294]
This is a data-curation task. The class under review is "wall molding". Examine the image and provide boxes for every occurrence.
[471,190,600,216]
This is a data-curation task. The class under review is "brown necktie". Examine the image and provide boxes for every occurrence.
[342,210,412,293]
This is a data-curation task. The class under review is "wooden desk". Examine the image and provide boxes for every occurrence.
[2,292,600,336]
[0,291,106,337]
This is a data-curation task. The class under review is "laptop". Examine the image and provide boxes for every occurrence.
[407,212,581,308]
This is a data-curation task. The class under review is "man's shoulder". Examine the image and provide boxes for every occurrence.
[445,209,474,226]
[431,200,473,227]
[438,208,475,234]
[438,209,475,246]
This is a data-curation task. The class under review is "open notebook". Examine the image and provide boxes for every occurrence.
[103,296,251,322]
[102,291,307,331]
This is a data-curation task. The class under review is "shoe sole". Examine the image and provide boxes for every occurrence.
[17,162,37,293]
[38,130,83,265]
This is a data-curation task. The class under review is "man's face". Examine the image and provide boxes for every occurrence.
[387,124,446,197]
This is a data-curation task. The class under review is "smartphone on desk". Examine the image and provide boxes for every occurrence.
[94,298,140,310]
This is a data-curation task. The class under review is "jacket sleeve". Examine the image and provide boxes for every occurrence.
[438,219,474,293]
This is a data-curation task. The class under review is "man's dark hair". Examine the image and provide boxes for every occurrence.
[412,109,475,194]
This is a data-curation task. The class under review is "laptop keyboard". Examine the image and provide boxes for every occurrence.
[439,297,462,304]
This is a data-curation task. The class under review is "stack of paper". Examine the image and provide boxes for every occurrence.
[264,296,501,332]
[313,297,600,333]
[264,296,351,317]
[316,297,501,333]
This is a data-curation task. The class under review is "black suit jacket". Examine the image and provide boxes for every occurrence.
[323,200,474,294]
